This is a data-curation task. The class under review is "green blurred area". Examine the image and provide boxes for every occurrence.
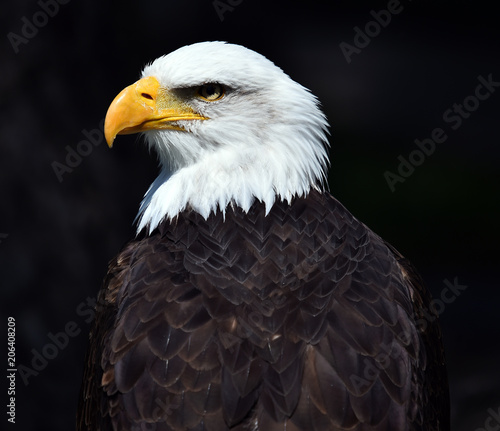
[329,128,498,272]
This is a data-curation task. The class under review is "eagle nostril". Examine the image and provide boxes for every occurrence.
[141,93,154,100]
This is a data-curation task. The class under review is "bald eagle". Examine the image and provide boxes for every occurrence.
[77,42,449,431]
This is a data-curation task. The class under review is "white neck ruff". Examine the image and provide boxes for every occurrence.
[136,127,329,234]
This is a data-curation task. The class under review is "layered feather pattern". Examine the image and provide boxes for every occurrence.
[77,190,449,430]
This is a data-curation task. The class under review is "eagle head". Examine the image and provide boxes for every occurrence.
[104,41,329,233]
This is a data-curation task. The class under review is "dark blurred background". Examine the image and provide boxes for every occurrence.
[1,0,499,429]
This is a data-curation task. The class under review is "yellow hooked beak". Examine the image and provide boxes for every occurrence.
[104,76,208,147]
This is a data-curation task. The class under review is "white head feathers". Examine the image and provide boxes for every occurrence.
[135,41,330,234]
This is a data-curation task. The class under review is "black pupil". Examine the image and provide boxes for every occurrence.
[205,85,217,97]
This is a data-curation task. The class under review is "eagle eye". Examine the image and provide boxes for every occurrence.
[197,83,224,101]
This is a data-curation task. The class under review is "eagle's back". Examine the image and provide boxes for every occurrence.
[77,190,449,430]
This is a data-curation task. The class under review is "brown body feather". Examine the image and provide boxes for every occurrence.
[77,190,449,430]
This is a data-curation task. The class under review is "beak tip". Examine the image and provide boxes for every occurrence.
[104,130,116,148]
